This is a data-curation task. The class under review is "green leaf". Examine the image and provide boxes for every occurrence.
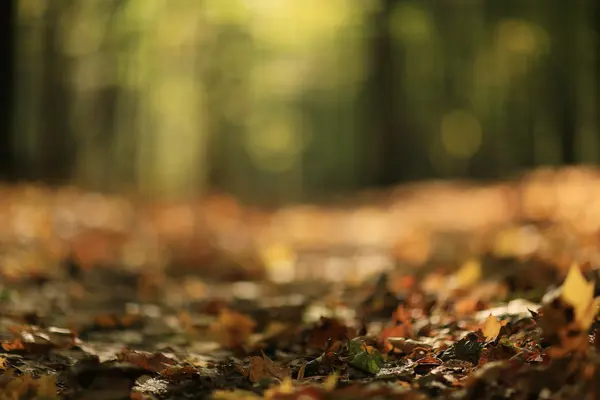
[347,339,364,357]
[347,340,384,374]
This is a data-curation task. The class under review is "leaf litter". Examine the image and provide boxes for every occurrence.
[3,179,600,399]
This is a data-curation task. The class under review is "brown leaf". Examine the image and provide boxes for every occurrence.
[244,352,291,383]
[306,318,353,350]
[381,305,413,346]
[159,365,199,382]
[3,325,78,353]
[210,308,256,349]
[116,348,177,373]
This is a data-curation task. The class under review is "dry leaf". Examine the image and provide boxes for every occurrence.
[213,389,262,399]
[210,308,256,349]
[381,305,413,345]
[323,372,339,391]
[452,259,481,289]
[0,371,58,399]
[263,377,299,400]
[538,263,600,357]
[560,263,599,330]
[296,362,307,381]
[388,337,433,354]
[244,352,291,383]
[482,315,503,341]
[116,348,177,373]
[306,318,353,350]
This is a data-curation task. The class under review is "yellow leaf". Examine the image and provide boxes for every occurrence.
[297,362,307,381]
[277,377,294,393]
[482,314,502,341]
[561,263,598,330]
[264,376,295,399]
[453,259,481,289]
[323,372,339,391]
[259,243,296,283]
[213,389,262,399]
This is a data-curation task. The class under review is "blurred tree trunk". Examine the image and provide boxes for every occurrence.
[552,2,577,165]
[0,0,14,180]
[368,0,407,186]
[40,2,74,183]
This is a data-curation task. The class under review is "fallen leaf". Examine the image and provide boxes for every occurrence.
[210,308,256,349]
[243,352,291,383]
[296,362,307,381]
[0,370,58,399]
[387,338,433,354]
[159,365,199,382]
[380,305,413,346]
[452,259,481,289]
[213,389,262,399]
[538,263,600,357]
[482,315,503,341]
[348,340,384,374]
[116,348,177,373]
[323,372,339,391]
[561,263,599,330]
[306,317,353,350]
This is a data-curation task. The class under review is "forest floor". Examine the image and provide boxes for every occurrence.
[2,168,600,399]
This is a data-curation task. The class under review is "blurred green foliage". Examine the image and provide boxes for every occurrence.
[9,0,600,203]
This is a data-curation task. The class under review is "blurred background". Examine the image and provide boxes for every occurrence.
[2,0,599,204]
